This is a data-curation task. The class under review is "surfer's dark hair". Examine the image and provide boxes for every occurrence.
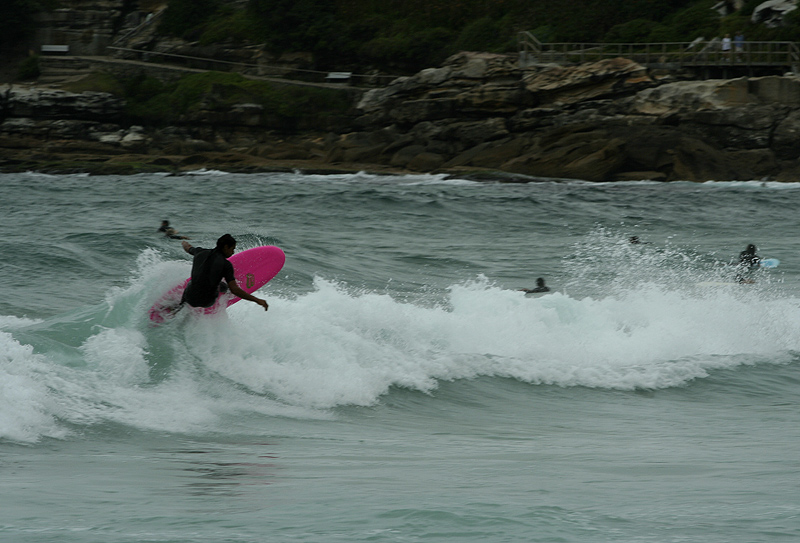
[216,234,236,249]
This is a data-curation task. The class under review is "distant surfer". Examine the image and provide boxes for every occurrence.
[735,243,760,283]
[520,278,550,294]
[158,220,189,240]
[180,235,269,311]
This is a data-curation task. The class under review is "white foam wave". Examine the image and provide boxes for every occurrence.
[5,242,800,443]
[192,275,800,409]
[0,315,42,330]
[701,180,800,189]
[0,331,67,443]
[181,168,230,176]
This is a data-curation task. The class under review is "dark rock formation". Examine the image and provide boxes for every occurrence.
[324,52,800,181]
[5,51,800,181]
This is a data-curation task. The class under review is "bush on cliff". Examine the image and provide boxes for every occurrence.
[604,19,664,43]
[663,0,720,40]
[62,71,125,94]
[0,0,50,52]
[69,71,352,132]
[198,8,256,46]
[362,28,457,72]
[159,0,223,40]
[150,0,800,74]
[454,17,515,53]
[17,54,40,80]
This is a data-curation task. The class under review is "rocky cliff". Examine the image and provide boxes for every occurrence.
[31,0,127,56]
[4,51,800,181]
[334,52,800,182]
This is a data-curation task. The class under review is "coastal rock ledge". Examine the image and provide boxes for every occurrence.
[4,51,800,181]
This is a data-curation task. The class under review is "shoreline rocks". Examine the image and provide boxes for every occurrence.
[4,52,800,181]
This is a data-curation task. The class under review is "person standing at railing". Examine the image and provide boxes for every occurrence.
[722,33,732,61]
[734,31,745,61]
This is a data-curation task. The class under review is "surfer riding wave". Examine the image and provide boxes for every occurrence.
[181,234,269,311]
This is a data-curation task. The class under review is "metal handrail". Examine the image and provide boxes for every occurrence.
[517,31,542,56]
[519,39,800,68]
[105,46,400,87]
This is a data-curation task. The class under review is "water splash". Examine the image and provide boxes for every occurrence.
[2,236,798,443]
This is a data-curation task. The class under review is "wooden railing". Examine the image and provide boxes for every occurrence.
[518,34,800,70]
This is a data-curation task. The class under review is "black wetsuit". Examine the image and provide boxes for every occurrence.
[735,250,760,283]
[739,251,760,268]
[525,286,550,293]
[158,225,184,240]
[181,247,235,308]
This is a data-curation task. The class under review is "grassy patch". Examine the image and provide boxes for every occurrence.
[61,71,126,95]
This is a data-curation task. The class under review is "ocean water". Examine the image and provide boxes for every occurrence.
[2,170,800,542]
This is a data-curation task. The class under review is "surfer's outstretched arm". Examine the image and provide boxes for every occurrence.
[228,280,269,311]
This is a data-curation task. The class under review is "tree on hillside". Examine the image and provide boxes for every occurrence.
[246,0,339,51]
[154,0,800,74]
[0,0,43,52]
[159,0,222,39]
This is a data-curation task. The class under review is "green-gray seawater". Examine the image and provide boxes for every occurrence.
[2,171,800,542]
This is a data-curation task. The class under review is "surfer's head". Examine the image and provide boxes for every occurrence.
[216,234,236,257]
[745,244,757,254]
[536,278,546,287]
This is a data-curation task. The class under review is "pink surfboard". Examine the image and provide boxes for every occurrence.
[149,245,285,324]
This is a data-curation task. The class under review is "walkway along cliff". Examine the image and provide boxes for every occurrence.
[4,51,800,181]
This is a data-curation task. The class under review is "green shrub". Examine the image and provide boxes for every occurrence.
[122,72,167,101]
[664,0,720,40]
[112,71,351,130]
[159,0,222,39]
[199,9,257,45]
[604,19,660,43]
[363,27,456,71]
[0,0,40,51]
[646,24,681,42]
[126,95,178,124]
[719,13,750,37]
[529,25,558,44]
[780,9,800,31]
[455,17,506,52]
[147,0,792,74]
[17,54,40,80]
[740,0,763,17]
[245,0,338,51]
[61,71,125,94]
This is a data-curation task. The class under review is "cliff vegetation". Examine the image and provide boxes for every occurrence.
[61,71,352,130]
[5,0,800,75]
[155,0,800,73]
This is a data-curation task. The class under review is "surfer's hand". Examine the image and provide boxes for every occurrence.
[181,241,192,253]
[255,299,269,311]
